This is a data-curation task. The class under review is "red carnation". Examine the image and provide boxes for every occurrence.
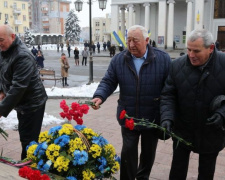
[76,117,83,125]
[19,166,32,178]
[41,174,51,180]
[80,104,90,114]
[71,102,80,110]
[125,118,134,130]
[119,110,127,119]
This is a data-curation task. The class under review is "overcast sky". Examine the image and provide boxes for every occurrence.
[70,0,112,27]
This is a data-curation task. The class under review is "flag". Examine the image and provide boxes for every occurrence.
[118,30,127,48]
[148,30,151,37]
[111,31,125,47]
[196,10,200,24]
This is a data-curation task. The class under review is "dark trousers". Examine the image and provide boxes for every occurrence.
[120,127,158,180]
[82,57,87,65]
[169,143,219,180]
[17,103,46,160]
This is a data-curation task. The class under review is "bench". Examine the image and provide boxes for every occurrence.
[39,68,62,86]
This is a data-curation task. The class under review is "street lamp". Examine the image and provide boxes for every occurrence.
[74,0,107,84]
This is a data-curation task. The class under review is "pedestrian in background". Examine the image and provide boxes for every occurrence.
[92,25,171,180]
[0,24,47,160]
[97,42,100,53]
[103,42,107,51]
[36,50,45,69]
[57,43,60,52]
[160,29,225,180]
[82,47,89,66]
[31,46,38,57]
[60,53,70,87]
[67,44,71,57]
[74,47,79,66]
[60,43,64,52]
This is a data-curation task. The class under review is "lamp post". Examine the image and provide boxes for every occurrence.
[74,0,107,85]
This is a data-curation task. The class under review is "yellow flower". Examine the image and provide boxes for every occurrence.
[54,156,70,172]
[68,137,87,154]
[89,144,102,158]
[104,144,116,160]
[46,144,61,162]
[58,125,74,136]
[82,169,95,180]
[111,161,120,173]
[30,163,37,168]
[38,131,52,143]
[81,128,98,140]
[27,144,38,160]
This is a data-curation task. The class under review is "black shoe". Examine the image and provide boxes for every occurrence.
[65,84,69,86]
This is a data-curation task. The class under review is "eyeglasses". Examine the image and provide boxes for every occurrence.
[127,37,141,43]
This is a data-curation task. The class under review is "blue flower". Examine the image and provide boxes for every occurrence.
[73,150,88,166]
[38,159,52,172]
[66,176,77,180]
[48,125,62,136]
[26,141,38,151]
[98,157,107,172]
[92,136,108,147]
[34,142,48,158]
[74,125,86,130]
[54,135,70,147]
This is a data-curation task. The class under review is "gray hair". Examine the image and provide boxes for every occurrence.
[188,29,214,48]
[128,25,149,39]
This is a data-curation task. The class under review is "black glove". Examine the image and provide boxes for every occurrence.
[206,113,224,129]
[161,120,173,132]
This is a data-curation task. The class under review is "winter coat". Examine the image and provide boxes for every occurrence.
[60,58,69,77]
[93,44,171,128]
[0,36,47,116]
[74,49,79,59]
[160,48,225,153]
[36,55,44,68]
[82,50,89,57]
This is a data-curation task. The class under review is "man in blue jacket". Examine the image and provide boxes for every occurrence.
[92,25,171,180]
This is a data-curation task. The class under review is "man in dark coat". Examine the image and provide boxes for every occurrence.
[92,25,171,180]
[160,29,225,180]
[0,25,47,160]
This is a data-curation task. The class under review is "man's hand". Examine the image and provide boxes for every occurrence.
[0,92,5,101]
[161,120,173,132]
[206,113,224,129]
[91,98,102,110]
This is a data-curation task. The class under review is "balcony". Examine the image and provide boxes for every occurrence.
[14,20,22,25]
[13,8,21,15]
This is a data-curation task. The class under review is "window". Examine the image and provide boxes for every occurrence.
[95,22,100,26]
[23,27,27,32]
[4,1,8,8]
[0,13,1,20]
[13,2,17,9]
[214,0,225,18]
[15,26,18,32]
[103,22,105,26]
[22,4,25,10]
[5,14,8,19]
[23,15,26,21]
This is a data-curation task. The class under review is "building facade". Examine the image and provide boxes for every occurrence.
[0,0,30,35]
[92,13,111,43]
[29,0,71,34]
[111,0,225,50]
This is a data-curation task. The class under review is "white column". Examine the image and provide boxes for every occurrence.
[111,5,119,43]
[120,6,126,37]
[158,0,167,48]
[167,0,175,49]
[143,3,150,31]
[194,0,204,29]
[127,4,133,29]
[186,0,193,46]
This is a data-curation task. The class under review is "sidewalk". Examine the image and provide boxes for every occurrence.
[1,93,225,179]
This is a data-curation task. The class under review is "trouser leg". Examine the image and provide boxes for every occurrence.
[198,152,219,180]
[169,143,191,180]
[62,77,64,87]
[136,129,158,180]
[17,103,46,160]
[120,127,139,180]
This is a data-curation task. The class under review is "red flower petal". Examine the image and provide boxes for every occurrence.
[125,118,134,130]
[119,110,127,120]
